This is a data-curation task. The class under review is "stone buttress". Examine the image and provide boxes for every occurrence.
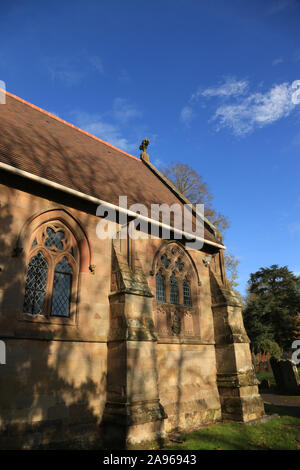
[102,234,166,446]
[210,252,264,422]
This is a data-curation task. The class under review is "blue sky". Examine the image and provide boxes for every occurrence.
[1,0,300,295]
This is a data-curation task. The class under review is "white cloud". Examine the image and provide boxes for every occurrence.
[182,77,300,136]
[71,111,137,153]
[180,106,195,126]
[212,82,296,135]
[191,77,249,102]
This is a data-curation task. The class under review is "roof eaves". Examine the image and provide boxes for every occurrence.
[0,161,226,250]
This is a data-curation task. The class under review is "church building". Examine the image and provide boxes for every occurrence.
[0,91,264,448]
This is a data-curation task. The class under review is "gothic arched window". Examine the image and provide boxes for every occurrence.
[154,244,197,308]
[183,278,192,307]
[170,272,179,304]
[156,271,166,302]
[23,221,79,319]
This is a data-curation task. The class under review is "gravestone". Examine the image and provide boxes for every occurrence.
[270,357,300,394]
[259,378,271,390]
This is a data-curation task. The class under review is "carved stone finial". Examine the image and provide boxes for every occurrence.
[139,138,150,162]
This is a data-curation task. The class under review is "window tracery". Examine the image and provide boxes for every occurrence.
[154,243,195,307]
[23,221,79,320]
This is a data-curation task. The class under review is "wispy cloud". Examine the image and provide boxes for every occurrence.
[182,77,299,136]
[180,106,195,126]
[272,57,284,66]
[191,77,249,101]
[44,54,104,85]
[113,98,142,124]
[45,57,85,85]
[212,82,296,135]
[71,110,137,153]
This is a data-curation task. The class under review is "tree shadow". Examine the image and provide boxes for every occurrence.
[0,110,222,450]
[0,130,110,449]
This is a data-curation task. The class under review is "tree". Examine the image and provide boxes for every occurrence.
[255,339,281,359]
[162,162,229,232]
[243,265,300,351]
[161,162,240,290]
[223,252,240,288]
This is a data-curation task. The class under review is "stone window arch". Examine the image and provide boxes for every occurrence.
[153,242,198,306]
[152,242,201,339]
[23,220,79,321]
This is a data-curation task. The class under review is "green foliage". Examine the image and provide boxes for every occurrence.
[255,339,282,359]
[243,265,300,350]
[256,371,276,387]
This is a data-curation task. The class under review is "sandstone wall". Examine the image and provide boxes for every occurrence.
[135,238,222,432]
[0,184,110,447]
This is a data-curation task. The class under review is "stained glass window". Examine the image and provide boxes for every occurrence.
[156,271,166,302]
[51,257,73,317]
[44,227,65,250]
[23,251,48,315]
[183,278,192,307]
[170,273,179,304]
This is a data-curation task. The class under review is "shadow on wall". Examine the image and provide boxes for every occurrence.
[0,190,109,449]
[0,125,216,449]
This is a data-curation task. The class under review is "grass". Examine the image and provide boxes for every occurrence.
[163,404,300,450]
[162,367,300,451]
[163,368,300,450]
[257,370,276,387]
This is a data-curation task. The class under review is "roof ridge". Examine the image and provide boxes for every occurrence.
[2,89,141,162]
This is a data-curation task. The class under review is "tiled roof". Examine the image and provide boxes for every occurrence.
[0,91,219,246]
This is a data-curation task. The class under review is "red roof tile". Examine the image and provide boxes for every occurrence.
[0,91,219,246]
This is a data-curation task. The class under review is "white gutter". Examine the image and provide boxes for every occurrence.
[0,162,225,250]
